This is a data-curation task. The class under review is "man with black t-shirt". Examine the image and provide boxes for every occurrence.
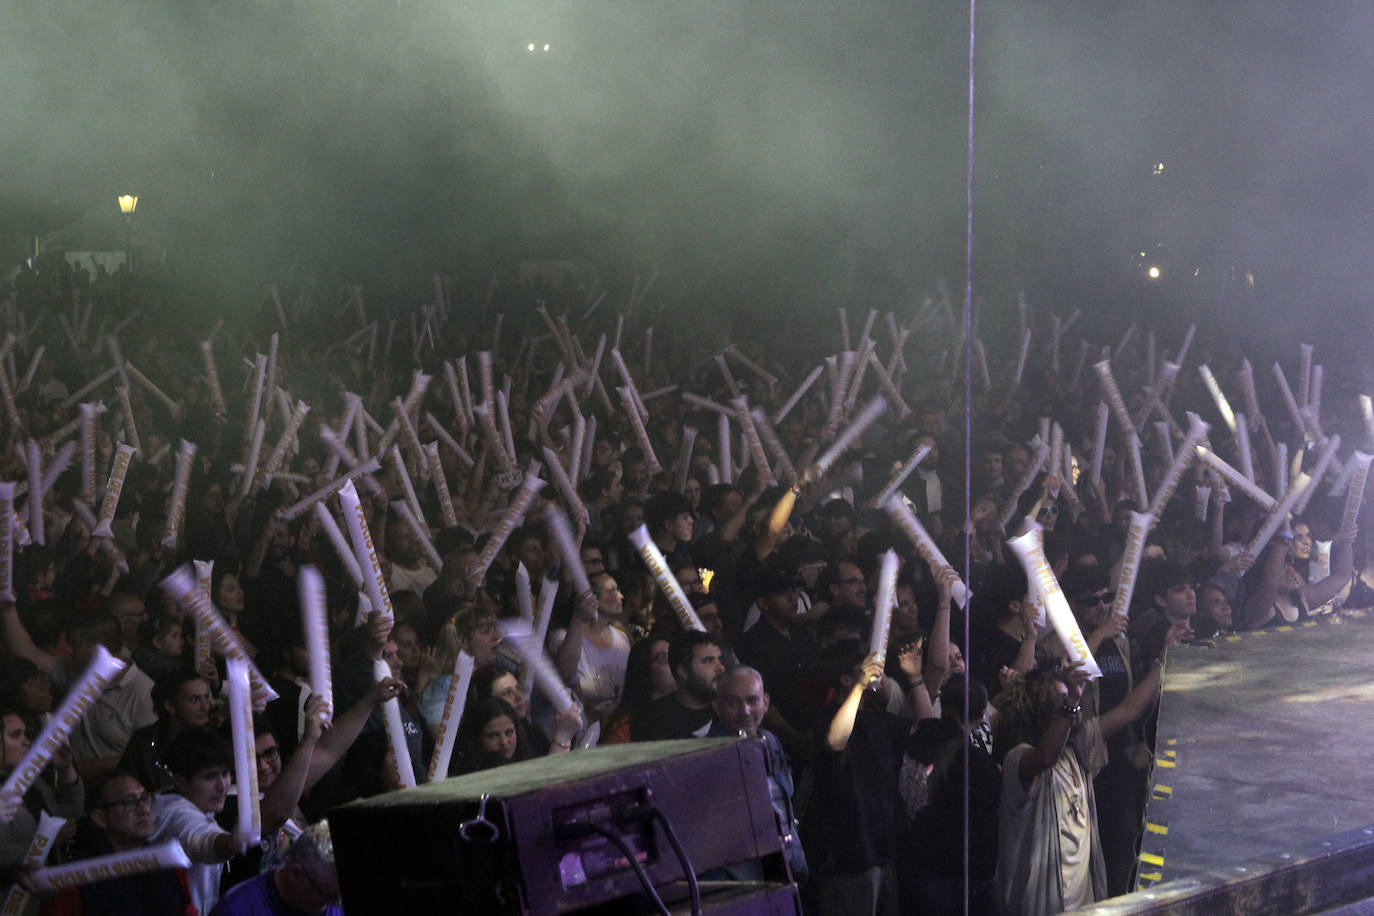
[630,631,724,741]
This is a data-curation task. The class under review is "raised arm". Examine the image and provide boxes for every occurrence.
[260,694,330,831]
[1207,488,1226,558]
[1017,664,1089,790]
[1011,601,1040,676]
[825,658,884,752]
[922,567,956,702]
[553,590,598,683]
[1096,663,1162,740]
[1296,527,1356,611]
[897,640,934,721]
[1239,538,1287,630]
[308,677,403,785]
[0,601,56,675]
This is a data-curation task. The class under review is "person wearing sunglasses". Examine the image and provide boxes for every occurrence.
[210,820,342,915]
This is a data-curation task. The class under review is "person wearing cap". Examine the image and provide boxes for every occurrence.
[691,592,738,667]
[210,820,342,915]
[645,491,696,570]
[736,563,820,741]
[811,499,856,559]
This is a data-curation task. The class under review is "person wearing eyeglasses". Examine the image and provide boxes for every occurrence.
[44,769,197,914]
[818,558,868,619]
[209,820,342,915]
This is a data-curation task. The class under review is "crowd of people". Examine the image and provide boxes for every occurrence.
[1,253,1371,915]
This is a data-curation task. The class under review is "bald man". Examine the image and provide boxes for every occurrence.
[710,667,808,886]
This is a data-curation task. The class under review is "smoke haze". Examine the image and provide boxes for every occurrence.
[2,0,1372,338]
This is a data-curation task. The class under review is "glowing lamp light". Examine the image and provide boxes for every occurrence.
[1147,266,1161,280]
[117,195,138,216]
[1152,162,1165,175]
[543,43,550,51]
[527,43,535,51]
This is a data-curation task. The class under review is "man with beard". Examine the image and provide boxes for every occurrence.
[631,631,724,741]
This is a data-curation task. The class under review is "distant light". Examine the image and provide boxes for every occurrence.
[527,42,535,51]
[1147,266,1161,279]
[1246,272,1255,287]
[1152,162,1165,175]
[1194,267,1200,277]
[1139,250,1147,257]
[117,194,138,216]
[543,43,550,51]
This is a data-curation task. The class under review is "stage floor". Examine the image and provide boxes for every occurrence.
[1136,609,1374,890]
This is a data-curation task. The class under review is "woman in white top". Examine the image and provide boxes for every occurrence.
[552,573,632,723]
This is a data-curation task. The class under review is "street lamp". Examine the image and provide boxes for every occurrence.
[118,194,137,272]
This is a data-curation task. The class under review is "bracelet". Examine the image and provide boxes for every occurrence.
[1056,702,1081,720]
[910,677,924,686]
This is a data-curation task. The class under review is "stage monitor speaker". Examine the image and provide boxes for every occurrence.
[329,737,800,915]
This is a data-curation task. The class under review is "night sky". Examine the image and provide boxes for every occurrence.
[3,1,1372,344]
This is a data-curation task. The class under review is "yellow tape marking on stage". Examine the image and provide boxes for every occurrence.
[1166,738,1177,746]
[1146,822,1168,835]
[1140,852,1165,867]
[1277,625,1294,632]
[1155,758,1175,768]
[1153,784,1172,796]
[1138,871,1163,882]
[1225,634,1243,642]
[1303,621,1319,627]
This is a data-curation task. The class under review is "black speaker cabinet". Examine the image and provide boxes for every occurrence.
[329,737,800,915]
